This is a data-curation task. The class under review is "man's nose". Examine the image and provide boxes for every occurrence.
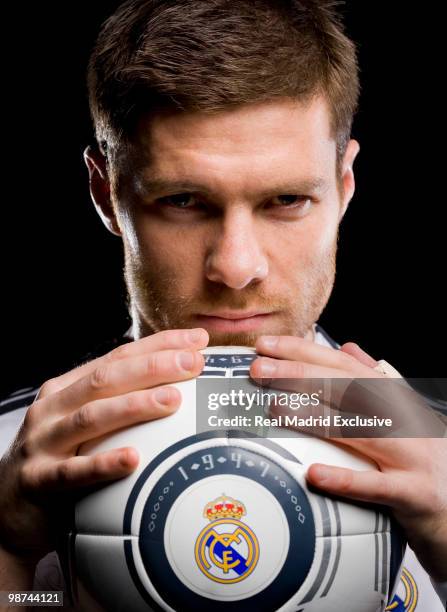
[205,207,268,289]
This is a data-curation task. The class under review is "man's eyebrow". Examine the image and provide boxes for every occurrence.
[255,177,329,197]
[137,176,329,197]
[137,178,214,196]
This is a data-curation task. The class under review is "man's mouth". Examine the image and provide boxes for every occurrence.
[194,311,274,333]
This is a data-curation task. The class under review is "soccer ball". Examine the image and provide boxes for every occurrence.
[64,347,404,611]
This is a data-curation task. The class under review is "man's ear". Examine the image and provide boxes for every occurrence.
[83,145,122,236]
[339,139,360,221]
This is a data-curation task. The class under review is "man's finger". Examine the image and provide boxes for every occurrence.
[24,447,139,495]
[38,328,209,396]
[339,342,378,368]
[256,335,367,373]
[45,348,204,414]
[27,447,140,492]
[40,386,181,451]
[250,357,351,380]
[306,463,411,510]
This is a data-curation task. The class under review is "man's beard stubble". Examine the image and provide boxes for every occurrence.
[124,238,337,346]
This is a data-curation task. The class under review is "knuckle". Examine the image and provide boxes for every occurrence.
[292,361,305,378]
[376,475,391,500]
[74,405,95,431]
[124,394,145,419]
[158,329,179,342]
[17,418,39,460]
[56,461,72,486]
[25,396,48,421]
[90,365,110,391]
[23,402,39,429]
[91,454,108,477]
[18,434,37,461]
[19,461,40,491]
[108,343,131,361]
[155,329,172,344]
[145,353,159,379]
[37,378,60,398]
[338,470,354,494]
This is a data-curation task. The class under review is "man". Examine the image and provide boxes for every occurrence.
[0,0,445,610]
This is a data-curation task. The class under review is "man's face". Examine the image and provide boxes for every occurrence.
[107,97,358,345]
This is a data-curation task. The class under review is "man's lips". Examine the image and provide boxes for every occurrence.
[199,310,271,319]
[194,311,274,332]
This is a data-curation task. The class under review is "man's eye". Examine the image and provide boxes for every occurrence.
[158,193,196,208]
[271,195,311,207]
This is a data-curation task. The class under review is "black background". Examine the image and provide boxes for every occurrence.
[2,2,445,397]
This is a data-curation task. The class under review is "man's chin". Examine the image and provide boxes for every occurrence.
[206,331,259,348]
[204,324,315,347]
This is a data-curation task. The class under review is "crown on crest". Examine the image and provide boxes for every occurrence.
[203,494,246,521]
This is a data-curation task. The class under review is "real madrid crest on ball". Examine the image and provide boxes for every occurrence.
[195,494,259,584]
[64,347,405,611]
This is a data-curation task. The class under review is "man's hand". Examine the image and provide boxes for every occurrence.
[0,328,208,577]
[251,335,447,582]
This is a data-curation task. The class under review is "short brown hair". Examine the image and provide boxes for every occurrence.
[88,0,359,168]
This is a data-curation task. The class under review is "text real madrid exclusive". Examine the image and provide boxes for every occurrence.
[207,415,393,428]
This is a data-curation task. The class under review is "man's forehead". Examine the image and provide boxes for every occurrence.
[121,96,336,192]
[130,96,332,156]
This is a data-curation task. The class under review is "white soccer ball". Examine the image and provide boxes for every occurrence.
[65,347,404,611]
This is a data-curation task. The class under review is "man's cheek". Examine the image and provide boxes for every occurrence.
[304,218,338,261]
[115,203,145,254]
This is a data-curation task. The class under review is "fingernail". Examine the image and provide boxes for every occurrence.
[259,359,277,376]
[261,336,279,350]
[178,351,195,371]
[154,388,172,406]
[187,328,203,343]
